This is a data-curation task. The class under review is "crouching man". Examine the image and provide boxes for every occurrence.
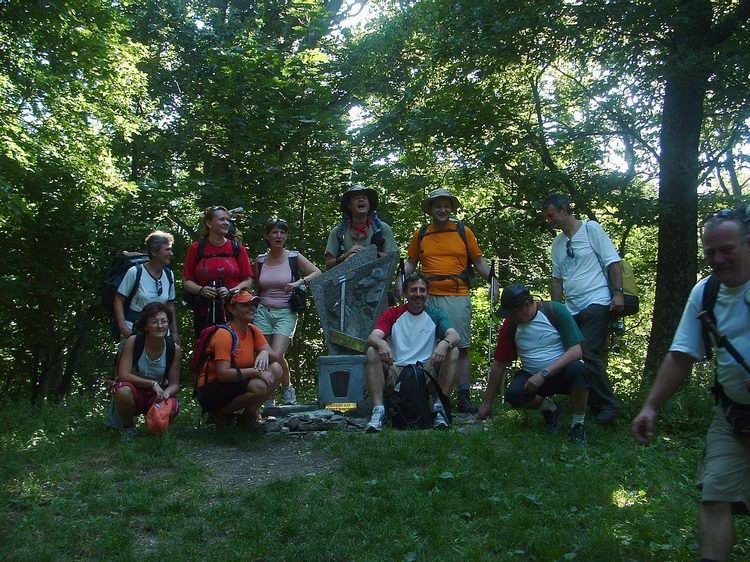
[479,284,591,447]
[365,272,460,432]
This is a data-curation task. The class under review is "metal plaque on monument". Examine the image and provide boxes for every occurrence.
[309,246,398,411]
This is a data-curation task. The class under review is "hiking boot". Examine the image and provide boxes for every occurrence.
[542,402,563,433]
[594,408,619,425]
[569,423,587,448]
[457,390,478,414]
[283,386,297,405]
[433,403,449,430]
[366,406,386,433]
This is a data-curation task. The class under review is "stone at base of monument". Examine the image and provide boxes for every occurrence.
[263,403,319,418]
[318,355,370,415]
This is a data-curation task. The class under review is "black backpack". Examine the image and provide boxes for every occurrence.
[101,252,174,338]
[116,333,177,386]
[387,363,451,429]
[417,220,475,289]
[183,237,241,309]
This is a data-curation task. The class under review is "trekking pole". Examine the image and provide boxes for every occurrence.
[697,311,750,386]
[210,280,217,326]
[398,257,405,302]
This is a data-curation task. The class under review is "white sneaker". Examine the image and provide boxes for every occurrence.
[433,402,449,430]
[366,406,386,433]
[283,386,297,405]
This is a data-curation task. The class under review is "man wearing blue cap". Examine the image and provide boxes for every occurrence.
[479,284,591,446]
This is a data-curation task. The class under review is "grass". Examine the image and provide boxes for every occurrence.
[1,391,749,561]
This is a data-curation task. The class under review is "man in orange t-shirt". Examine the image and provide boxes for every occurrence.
[402,188,496,413]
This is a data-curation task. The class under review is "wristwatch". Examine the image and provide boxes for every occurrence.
[541,368,551,379]
[613,287,624,293]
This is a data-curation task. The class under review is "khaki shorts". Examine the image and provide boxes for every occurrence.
[426,295,471,348]
[254,304,298,338]
[697,405,750,514]
[383,361,438,392]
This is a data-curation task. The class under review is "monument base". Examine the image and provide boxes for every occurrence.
[318,355,370,416]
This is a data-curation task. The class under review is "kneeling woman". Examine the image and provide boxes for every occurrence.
[112,302,181,435]
[196,290,282,425]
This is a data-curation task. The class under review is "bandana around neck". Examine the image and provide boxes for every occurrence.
[349,216,372,239]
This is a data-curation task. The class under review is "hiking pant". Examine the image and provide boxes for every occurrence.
[573,303,620,413]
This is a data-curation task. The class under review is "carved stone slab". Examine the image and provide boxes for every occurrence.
[309,246,398,355]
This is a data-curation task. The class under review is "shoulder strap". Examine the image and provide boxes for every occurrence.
[336,221,347,254]
[288,251,300,282]
[195,237,208,264]
[231,238,240,258]
[124,265,143,312]
[454,220,469,253]
[165,267,174,292]
[702,274,721,360]
[131,333,147,370]
[165,335,176,380]
[539,301,561,333]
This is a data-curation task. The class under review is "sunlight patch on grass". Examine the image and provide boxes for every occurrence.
[611,486,647,508]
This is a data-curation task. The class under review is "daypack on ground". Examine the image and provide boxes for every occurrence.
[388,363,439,429]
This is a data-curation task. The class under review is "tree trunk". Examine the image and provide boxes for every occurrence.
[644,68,707,376]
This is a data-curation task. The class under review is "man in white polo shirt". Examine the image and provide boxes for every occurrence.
[365,272,460,432]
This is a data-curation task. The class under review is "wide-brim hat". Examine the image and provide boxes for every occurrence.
[498,284,531,318]
[340,184,379,213]
[421,188,461,214]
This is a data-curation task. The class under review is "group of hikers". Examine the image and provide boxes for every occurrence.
[105,184,750,561]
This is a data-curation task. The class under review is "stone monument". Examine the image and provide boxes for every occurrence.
[309,246,398,411]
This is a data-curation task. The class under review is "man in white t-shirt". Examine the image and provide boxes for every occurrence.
[479,284,591,447]
[633,208,750,562]
[542,194,624,424]
[365,272,460,432]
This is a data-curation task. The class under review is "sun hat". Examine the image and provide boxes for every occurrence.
[420,188,461,214]
[340,184,379,213]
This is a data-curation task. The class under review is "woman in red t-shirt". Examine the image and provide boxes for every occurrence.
[183,206,254,337]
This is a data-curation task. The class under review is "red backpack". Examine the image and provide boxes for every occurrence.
[190,324,239,391]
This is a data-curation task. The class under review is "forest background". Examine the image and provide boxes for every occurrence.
[1,0,749,404]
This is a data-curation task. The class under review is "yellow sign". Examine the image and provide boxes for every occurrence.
[325,402,357,411]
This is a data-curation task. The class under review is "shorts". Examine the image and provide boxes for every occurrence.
[254,304,298,338]
[697,405,750,515]
[197,379,250,413]
[382,361,438,392]
[426,295,471,348]
[504,361,590,408]
[111,381,180,416]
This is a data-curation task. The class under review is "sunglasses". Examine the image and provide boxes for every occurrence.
[702,208,737,225]
[155,278,163,296]
[266,217,288,228]
[566,239,574,259]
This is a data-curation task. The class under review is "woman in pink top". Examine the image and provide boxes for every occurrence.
[254,218,321,405]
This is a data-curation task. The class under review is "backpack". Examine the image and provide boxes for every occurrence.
[417,220,475,289]
[256,251,307,312]
[584,221,639,316]
[190,323,240,397]
[183,237,241,309]
[116,333,177,386]
[506,301,560,341]
[102,252,174,338]
[387,363,452,429]
[335,214,385,255]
